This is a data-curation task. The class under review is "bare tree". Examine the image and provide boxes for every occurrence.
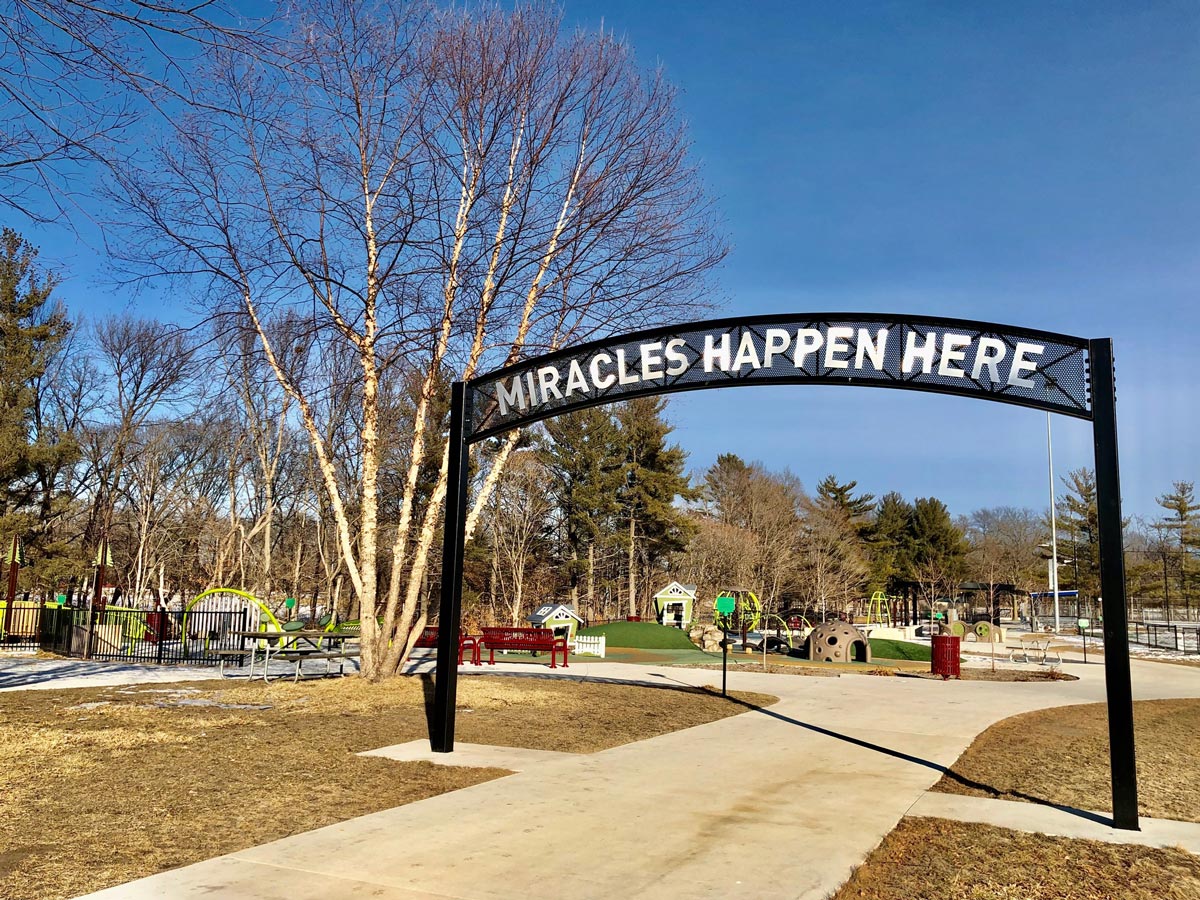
[113,2,725,679]
[81,315,195,552]
[0,0,266,221]
[796,500,868,621]
[487,449,553,626]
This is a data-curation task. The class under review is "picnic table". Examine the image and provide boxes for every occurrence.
[226,630,360,681]
[1009,633,1062,665]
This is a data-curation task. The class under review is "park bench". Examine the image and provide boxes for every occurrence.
[480,627,568,668]
[1010,633,1062,665]
[413,626,482,665]
[214,647,252,677]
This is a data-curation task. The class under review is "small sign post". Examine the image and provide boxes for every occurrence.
[715,595,736,698]
[1078,618,1090,663]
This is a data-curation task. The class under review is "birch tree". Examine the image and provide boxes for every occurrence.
[113,1,724,679]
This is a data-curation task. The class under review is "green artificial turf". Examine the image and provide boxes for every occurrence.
[869,638,932,662]
[577,621,699,649]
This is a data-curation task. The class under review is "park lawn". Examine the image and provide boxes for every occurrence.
[577,620,698,649]
[869,638,931,661]
[932,698,1200,822]
[833,817,1200,900]
[0,675,774,900]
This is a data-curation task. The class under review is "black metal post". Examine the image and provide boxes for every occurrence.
[431,381,470,753]
[1089,338,1139,830]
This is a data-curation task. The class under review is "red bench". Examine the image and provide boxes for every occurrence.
[413,626,481,665]
[480,627,569,668]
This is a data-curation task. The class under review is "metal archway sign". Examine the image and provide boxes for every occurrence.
[431,313,1139,830]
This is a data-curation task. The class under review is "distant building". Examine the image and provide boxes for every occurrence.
[527,603,585,643]
[653,582,697,628]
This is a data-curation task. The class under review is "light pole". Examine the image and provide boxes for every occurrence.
[1047,412,1061,632]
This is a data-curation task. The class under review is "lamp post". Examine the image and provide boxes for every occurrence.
[1047,413,1061,632]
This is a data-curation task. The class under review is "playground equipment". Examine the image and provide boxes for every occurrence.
[805,622,872,664]
[713,588,762,636]
[181,588,282,658]
[864,591,893,628]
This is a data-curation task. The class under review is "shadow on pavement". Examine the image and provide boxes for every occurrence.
[704,688,1115,829]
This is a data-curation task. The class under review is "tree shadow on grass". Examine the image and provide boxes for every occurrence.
[700,687,1114,828]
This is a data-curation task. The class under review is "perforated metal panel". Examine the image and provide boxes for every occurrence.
[466,313,1091,441]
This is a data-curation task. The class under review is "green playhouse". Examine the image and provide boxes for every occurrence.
[653,582,697,628]
[526,603,585,643]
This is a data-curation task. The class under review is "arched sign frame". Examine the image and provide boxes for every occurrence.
[430,313,1139,831]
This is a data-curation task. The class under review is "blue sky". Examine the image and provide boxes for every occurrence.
[25,1,1198,521]
[562,0,1199,520]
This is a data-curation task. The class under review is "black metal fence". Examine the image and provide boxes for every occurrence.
[9,605,256,667]
[1126,620,1200,654]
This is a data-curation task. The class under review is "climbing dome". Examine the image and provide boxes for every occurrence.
[805,622,871,664]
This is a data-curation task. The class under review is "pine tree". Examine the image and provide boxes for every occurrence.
[1157,481,1200,612]
[1058,468,1100,600]
[815,474,876,522]
[869,491,914,590]
[0,228,72,535]
[541,407,624,609]
[615,397,695,616]
[703,453,752,527]
[906,497,968,608]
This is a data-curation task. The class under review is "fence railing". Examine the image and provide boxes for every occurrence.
[21,605,256,667]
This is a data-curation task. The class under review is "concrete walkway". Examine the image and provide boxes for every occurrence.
[908,791,1200,853]
[78,655,1200,900]
[0,656,217,691]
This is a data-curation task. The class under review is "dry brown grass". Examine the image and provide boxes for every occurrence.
[932,699,1200,821]
[0,674,772,900]
[833,817,1200,900]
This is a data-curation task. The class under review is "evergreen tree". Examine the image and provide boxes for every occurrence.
[869,491,914,590]
[0,228,72,535]
[1058,468,1100,600]
[703,453,753,527]
[815,474,876,522]
[541,407,624,607]
[906,497,969,606]
[615,397,695,616]
[1156,480,1200,609]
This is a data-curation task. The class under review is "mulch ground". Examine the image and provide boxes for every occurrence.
[833,817,1200,900]
[931,698,1200,821]
[0,674,773,900]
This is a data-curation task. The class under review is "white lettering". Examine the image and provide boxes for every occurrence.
[525,372,537,405]
[537,365,562,401]
[732,332,762,371]
[793,328,824,370]
[564,359,589,396]
[902,331,937,374]
[703,333,731,372]
[664,338,688,376]
[970,337,1007,383]
[763,328,791,368]
[938,332,971,378]
[615,348,639,385]
[590,353,616,389]
[640,342,664,380]
[1009,341,1044,388]
[824,326,854,370]
[497,376,526,415]
[856,327,888,370]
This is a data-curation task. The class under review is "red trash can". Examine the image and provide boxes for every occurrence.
[931,634,961,679]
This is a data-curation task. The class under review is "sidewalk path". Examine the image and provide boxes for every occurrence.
[78,656,1200,900]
